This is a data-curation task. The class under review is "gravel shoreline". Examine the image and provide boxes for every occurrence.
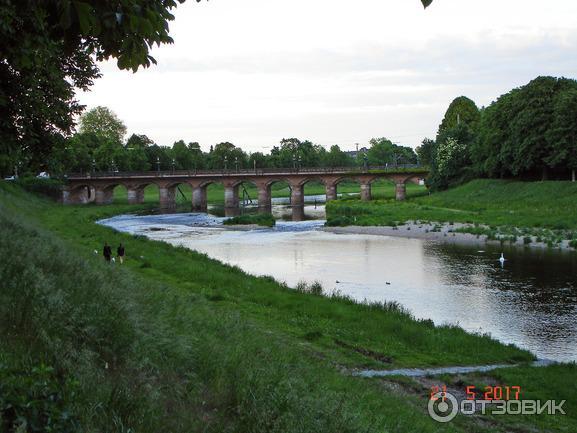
[322,221,576,252]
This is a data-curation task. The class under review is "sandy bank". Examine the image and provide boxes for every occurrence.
[322,221,575,252]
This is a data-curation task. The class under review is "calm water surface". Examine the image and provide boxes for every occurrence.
[99,210,577,363]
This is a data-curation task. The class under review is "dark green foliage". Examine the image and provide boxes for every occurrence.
[0,364,79,433]
[415,137,435,166]
[436,96,480,144]
[367,138,418,166]
[428,96,480,190]
[223,213,276,227]
[14,177,64,200]
[0,0,195,176]
[473,76,577,179]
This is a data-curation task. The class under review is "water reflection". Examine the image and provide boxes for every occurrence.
[99,213,577,362]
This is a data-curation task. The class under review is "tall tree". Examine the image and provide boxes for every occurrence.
[416,138,436,166]
[546,88,577,181]
[79,106,127,144]
[324,145,354,168]
[367,138,417,166]
[0,0,194,175]
[436,96,480,145]
[474,76,577,179]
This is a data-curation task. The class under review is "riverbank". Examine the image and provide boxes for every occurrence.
[326,179,577,250]
[324,221,577,252]
[2,182,576,433]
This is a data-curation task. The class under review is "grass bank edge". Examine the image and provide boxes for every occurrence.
[3,182,576,432]
[326,179,577,247]
[0,181,533,370]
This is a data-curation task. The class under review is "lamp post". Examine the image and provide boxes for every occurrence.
[156,156,161,172]
[171,158,176,173]
[235,156,239,172]
[224,156,228,171]
[363,153,368,171]
[92,158,96,173]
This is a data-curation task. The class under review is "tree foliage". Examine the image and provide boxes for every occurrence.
[473,76,577,179]
[416,138,435,166]
[436,96,480,145]
[0,0,430,177]
[47,111,421,175]
[367,138,418,166]
[426,96,480,189]
[79,106,127,144]
[0,0,192,176]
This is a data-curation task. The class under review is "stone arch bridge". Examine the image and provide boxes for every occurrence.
[63,167,428,220]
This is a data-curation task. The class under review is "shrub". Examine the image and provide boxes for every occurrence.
[0,364,79,433]
[223,213,275,227]
[14,177,63,200]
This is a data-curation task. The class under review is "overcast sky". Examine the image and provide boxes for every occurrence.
[76,0,577,153]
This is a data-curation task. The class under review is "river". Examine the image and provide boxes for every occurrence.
[99,205,577,363]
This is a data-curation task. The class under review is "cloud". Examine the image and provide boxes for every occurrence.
[76,0,577,151]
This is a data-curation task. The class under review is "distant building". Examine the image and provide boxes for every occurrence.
[345,146,368,159]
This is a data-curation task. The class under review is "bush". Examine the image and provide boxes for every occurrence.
[223,213,276,227]
[0,364,79,433]
[14,177,63,200]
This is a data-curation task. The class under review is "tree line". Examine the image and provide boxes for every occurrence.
[417,76,577,190]
[0,0,431,179]
[40,106,418,175]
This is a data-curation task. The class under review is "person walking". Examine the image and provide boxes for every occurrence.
[117,243,125,264]
[103,242,112,263]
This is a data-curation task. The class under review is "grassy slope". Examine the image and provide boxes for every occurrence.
[327,179,577,230]
[1,182,575,432]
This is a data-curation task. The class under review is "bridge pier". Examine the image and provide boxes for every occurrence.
[360,182,372,201]
[159,186,176,211]
[95,187,114,205]
[290,183,305,221]
[62,168,428,211]
[62,186,91,204]
[224,183,240,217]
[192,185,208,212]
[395,182,406,201]
[127,187,145,205]
[325,183,337,202]
[257,184,272,213]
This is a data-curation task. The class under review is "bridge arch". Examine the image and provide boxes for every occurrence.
[62,167,429,210]
[62,183,95,204]
[93,183,125,205]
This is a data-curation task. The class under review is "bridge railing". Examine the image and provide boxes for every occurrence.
[66,164,425,179]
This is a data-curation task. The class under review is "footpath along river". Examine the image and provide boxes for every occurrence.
[99,206,577,363]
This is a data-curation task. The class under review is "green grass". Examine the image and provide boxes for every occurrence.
[2,181,575,433]
[223,213,276,227]
[327,179,577,232]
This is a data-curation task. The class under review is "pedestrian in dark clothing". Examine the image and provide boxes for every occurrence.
[117,243,125,264]
[103,242,112,262]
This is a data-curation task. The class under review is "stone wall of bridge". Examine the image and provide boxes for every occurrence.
[62,171,427,221]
